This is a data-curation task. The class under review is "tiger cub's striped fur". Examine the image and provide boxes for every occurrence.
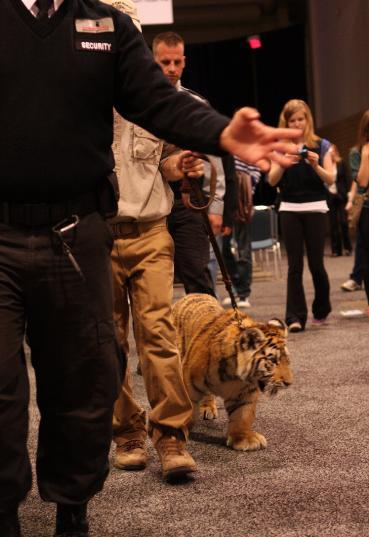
[172,293,292,451]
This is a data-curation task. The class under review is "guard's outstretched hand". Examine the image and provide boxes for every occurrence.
[220,107,301,171]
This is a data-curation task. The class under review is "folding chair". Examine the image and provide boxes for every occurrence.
[250,205,282,279]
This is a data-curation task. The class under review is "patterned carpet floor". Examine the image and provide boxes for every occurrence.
[21,249,369,537]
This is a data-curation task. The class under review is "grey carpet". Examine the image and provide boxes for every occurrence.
[20,250,369,537]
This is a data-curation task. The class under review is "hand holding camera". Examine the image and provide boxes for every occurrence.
[298,144,319,168]
[298,145,308,159]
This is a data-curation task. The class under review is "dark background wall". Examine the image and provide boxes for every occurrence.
[308,0,369,159]
[181,24,307,126]
[142,0,306,45]
[309,0,369,128]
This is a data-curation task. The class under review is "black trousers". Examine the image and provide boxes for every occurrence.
[0,212,122,510]
[359,207,369,304]
[327,195,352,255]
[280,211,331,328]
[222,222,252,299]
[167,200,215,296]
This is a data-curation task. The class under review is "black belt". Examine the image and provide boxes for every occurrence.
[0,191,99,227]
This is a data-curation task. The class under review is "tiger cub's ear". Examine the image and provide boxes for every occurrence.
[236,327,266,380]
[267,318,288,337]
[240,327,266,350]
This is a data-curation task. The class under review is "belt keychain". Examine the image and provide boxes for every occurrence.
[52,215,86,282]
[180,155,245,329]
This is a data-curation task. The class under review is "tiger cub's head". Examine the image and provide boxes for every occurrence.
[235,318,292,395]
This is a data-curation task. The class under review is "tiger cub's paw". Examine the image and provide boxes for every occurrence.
[200,400,219,420]
[227,432,267,451]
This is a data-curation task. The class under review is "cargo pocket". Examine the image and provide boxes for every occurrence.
[131,125,161,161]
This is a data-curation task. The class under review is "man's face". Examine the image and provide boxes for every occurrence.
[154,42,186,86]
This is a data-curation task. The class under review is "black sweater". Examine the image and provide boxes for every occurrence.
[0,0,229,202]
[278,141,328,203]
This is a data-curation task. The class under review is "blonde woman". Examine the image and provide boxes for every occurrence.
[349,109,369,311]
[268,99,334,332]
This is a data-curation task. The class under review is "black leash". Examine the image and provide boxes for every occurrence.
[180,155,244,328]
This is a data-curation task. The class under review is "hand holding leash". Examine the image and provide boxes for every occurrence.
[180,153,216,211]
[177,150,205,179]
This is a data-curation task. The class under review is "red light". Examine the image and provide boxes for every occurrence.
[248,35,262,49]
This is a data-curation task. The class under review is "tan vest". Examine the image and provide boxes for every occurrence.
[104,0,175,222]
[110,122,175,222]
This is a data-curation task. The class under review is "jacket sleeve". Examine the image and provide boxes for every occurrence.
[113,13,230,156]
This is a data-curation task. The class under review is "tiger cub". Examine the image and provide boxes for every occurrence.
[172,293,292,451]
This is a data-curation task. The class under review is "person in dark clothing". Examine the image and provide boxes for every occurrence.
[327,145,352,256]
[0,2,300,535]
[349,110,369,312]
[341,182,364,291]
[152,31,224,297]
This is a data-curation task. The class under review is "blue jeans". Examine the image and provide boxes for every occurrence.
[222,222,252,299]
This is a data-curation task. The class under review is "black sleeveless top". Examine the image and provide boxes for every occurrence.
[278,140,328,203]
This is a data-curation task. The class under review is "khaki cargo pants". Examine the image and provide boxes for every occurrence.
[110,218,193,447]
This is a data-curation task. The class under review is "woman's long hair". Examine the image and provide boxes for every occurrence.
[356,109,369,149]
[278,99,319,148]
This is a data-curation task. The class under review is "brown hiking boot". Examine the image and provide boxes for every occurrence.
[114,439,147,471]
[155,435,197,480]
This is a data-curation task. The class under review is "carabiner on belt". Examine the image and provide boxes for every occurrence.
[52,215,85,281]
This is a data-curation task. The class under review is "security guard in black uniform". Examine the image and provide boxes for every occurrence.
[0,1,300,535]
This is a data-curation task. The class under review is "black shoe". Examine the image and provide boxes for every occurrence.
[54,503,90,537]
[0,508,22,537]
